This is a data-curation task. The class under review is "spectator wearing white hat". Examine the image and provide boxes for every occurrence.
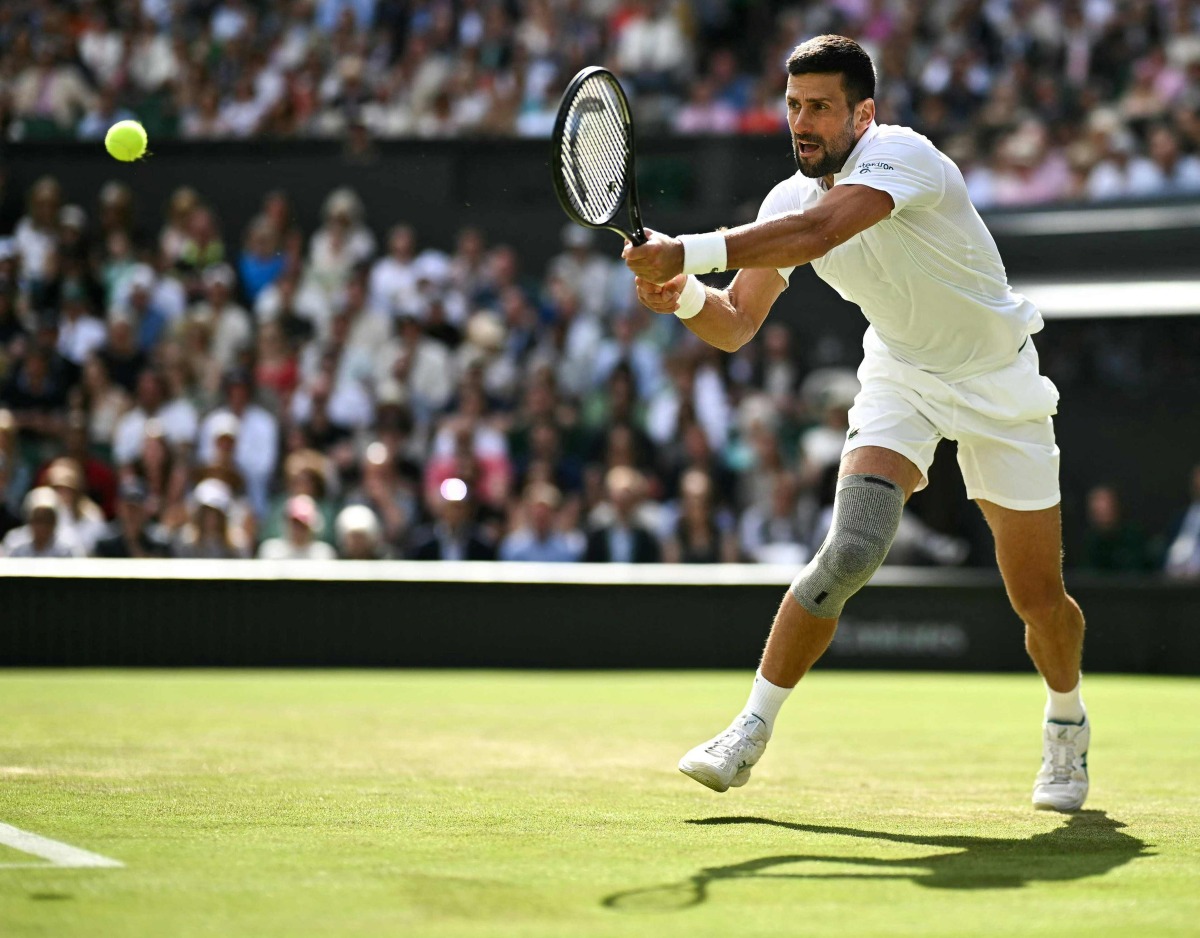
[174,477,249,558]
[334,503,387,559]
[0,487,84,558]
[257,494,336,559]
[198,369,279,517]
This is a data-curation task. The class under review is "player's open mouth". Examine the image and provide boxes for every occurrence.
[797,142,820,156]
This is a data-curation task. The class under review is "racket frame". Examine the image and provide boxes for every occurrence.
[551,66,647,246]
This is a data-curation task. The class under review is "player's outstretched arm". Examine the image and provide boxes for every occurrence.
[634,266,787,353]
[725,184,895,270]
[623,185,895,285]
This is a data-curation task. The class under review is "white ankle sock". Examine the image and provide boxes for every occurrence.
[1045,675,1086,724]
[742,669,792,732]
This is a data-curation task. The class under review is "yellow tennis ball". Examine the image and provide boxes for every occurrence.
[105,120,148,162]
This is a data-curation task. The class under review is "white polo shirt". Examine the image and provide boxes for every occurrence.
[758,122,1042,382]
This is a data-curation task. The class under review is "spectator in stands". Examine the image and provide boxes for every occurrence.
[11,39,96,135]
[129,420,190,531]
[189,264,252,373]
[738,471,814,565]
[160,188,201,268]
[545,225,619,321]
[46,411,118,517]
[239,219,286,307]
[177,207,226,279]
[368,225,422,317]
[673,78,740,135]
[255,264,326,344]
[498,481,583,562]
[198,370,280,517]
[307,189,376,299]
[1081,484,1152,572]
[94,478,172,558]
[113,368,198,467]
[0,486,84,558]
[1,344,69,447]
[409,477,497,560]
[100,312,148,394]
[614,0,691,96]
[254,320,299,408]
[0,452,23,540]
[1127,124,1200,197]
[334,503,386,559]
[343,441,416,552]
[56,283,107,369]
[585,466,661,563]
[377,311,456,424]
[77,84,135,140]
[79,355,129,456]
[174,477,249,558]
[257,494,336,559]
[1165,464,1200,579]
[13,177,61,290]
[664,468,738,564]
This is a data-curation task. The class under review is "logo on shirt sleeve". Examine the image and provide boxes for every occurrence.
[858,161,895,174]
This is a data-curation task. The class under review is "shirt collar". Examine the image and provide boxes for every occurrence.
[821,121,879,190]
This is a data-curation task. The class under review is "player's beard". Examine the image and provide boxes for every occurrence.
[793,114,858,178]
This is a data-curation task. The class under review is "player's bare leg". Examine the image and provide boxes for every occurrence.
[978,499,1089,810]
[678,447,922,792]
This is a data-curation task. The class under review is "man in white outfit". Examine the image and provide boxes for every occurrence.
[623,35,1089,812]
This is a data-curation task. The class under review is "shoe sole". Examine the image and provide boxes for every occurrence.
[1032,795,1087,812]
[678,761,731,793]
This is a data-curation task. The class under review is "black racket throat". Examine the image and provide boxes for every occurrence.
[551,66,647,246]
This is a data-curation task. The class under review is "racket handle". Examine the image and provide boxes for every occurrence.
[630,228,647,247]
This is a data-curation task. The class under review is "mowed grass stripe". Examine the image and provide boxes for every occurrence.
[0,670,1197,938]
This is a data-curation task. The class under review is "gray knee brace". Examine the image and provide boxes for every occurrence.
[790,473,905,618]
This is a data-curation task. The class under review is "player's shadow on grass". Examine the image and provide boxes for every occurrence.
[603,811,1149,911]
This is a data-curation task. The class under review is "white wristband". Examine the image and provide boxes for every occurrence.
[673,275,706,320]
[679,231,727,275]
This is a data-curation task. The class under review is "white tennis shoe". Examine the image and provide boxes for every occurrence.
[678,712,770,793]
[1032,716,1090,811]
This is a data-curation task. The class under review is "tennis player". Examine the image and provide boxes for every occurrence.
[622,35,1089,811]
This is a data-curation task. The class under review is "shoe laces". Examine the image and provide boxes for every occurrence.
[1045,731,1079,784]
[705,720,759,759]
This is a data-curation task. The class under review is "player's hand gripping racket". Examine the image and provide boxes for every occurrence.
[551,66,646,246]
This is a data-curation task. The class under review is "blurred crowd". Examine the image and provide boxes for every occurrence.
[1,173,1198,575]
[2,1,1200,206]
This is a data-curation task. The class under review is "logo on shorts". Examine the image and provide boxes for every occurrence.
[848,428,860,439]
[858,161,894,174]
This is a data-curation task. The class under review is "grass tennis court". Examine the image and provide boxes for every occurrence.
[2,670,1197,937]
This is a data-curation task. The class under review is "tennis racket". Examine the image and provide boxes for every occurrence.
[551,66,647,246]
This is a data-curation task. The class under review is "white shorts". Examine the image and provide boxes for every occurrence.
[843,330,1061,511]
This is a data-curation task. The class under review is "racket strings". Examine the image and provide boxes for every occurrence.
[558,76,631,224]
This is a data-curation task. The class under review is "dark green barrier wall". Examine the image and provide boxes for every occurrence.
[2,570,1197,673]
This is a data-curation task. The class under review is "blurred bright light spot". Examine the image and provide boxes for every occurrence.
[440,478,468,502]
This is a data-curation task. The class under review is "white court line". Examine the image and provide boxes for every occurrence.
[0,823,123,868]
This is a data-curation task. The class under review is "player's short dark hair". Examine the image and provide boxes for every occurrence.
[786,35,876,104]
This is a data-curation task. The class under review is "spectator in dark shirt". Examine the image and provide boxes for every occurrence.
[100,312,148,393]
[409,478,496,561]
[95,478,172,557]
[0,453,22,540]
[1081,485,1152,572]
[585,466,661,563]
